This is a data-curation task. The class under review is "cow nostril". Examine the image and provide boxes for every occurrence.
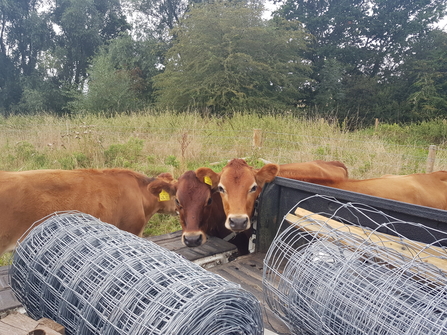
[229,219,236,229]
[184,234,203,247]
[229,217,248,231]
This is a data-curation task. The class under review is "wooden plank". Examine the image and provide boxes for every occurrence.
[0,321,25,335]
[287,207,447,271]
[146,230,183,243]
[37,318,65,334]
[146,232,237,262]
[0,289,22,313]
[34,325,65,335]
[0,265,11,290]
[0,314,65,335]
[1,313,38,331]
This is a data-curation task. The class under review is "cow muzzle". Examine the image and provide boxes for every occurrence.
[227,214,250,232]
[182,232,206,247]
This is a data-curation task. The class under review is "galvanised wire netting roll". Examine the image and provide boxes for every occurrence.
[10,211,263,335]
[263,195,447,335]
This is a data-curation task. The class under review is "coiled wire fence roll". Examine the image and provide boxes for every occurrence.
[263,195,447,335]
[10,211,263,335]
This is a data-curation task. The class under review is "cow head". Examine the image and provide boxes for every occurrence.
[147,173,178,215]
[196,159,279,232]
[174,170,221,247]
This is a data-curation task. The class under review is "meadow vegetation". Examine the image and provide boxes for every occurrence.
[1,112,446,265]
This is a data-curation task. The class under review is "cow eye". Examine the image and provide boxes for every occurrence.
[218,186,225,193]
[206,197,212,206]
[175,198,182,209]
[249,185,258,193]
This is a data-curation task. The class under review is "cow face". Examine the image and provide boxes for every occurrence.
[197,159,278,232]
[175,171,220,248]
[147,174,178,215]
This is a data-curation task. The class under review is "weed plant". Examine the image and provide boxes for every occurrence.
[0,111,446,266]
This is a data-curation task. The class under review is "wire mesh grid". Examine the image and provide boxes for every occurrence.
[263,195,447,335]
[10,211,263,335]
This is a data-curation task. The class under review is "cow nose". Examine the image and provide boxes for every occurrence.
[229,216,248,231]
[183,234,203,247]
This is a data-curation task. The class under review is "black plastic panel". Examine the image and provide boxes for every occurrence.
[257,176,447,252]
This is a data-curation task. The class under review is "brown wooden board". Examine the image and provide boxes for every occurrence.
[0,313,64,334]
[146,230,238,263]
[0,266,22,314]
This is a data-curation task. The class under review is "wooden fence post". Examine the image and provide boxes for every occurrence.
[253,129,262,148]
[374,118,379,133]
[426,145,437,173]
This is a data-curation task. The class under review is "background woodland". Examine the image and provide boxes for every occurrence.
[0,0,446,125]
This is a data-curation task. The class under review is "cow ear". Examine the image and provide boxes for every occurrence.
[156,172,175,183]
[148,180,177,201]
[195,167,220,190]
[255,163,279,187]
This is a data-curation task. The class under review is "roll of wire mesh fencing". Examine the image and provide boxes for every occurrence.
[263,195,447,335]
[10,211,263,335]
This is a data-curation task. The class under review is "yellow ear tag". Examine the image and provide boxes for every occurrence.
[204,176,212,186]
[159,190,170,202]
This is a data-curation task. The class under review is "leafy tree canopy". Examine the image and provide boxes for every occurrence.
[154,0,311,113]
[76,33,161,113]
[274,0,447,123]
[276,0,446,78]
[52,0,130,86]
[402,29,447,119]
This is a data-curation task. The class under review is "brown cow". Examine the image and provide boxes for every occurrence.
[0,168,177,255]
[276,160,348,180]
[305,171,447,210]
[174,171,250,254]
[196,159,349,233]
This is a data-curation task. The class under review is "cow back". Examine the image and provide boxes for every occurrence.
[0,169,176,255]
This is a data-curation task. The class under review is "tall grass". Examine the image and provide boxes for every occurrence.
[1,112,445,177]
[1,111,446,264]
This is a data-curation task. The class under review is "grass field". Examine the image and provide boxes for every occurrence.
[1,111,446,265]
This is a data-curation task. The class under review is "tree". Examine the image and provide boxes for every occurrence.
[277,0,446,78]
[0,53,21,115]
[77,33,161,112]
[0,0,130,114]
[403,29,447,119]
[52,0,129,87]
[0,0,55,114]
[275,0,447,122]
[153,0,311,112]
[313,58,345,109]
[124,0,264,41]
[1,0,54,77]
[125,0,190,40]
